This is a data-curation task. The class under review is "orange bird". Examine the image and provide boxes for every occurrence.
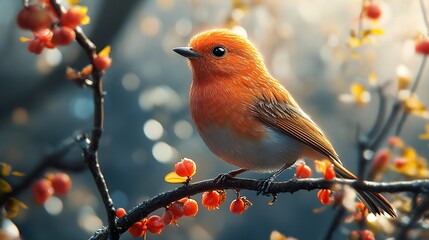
[174,29,395,217]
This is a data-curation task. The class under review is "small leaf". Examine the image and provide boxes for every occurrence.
[98,46,111,57]
[164,172,188,184]
[0,179,12,193]
[11,171,25,177]
[0,163,11,177]
[4,198,27,218]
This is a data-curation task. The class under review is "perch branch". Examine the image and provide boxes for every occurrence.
[89,178,429,240]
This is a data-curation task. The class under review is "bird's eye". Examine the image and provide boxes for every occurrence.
[211,46,226,58]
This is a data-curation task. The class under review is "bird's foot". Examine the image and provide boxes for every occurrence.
[214,168,247,184]
[256,176,275,196]
[214,173,232,184]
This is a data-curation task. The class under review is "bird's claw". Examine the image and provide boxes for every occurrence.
[214,173,232,184]
[256,176,275,196]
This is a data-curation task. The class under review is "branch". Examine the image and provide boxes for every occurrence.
[0,133,85,205]
[50,0,116,238]
[89,178,429,240]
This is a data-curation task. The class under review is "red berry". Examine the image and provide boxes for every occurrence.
[317,189,331,205]
[174,158,197,177]
[416,40,429,55]
[168,201,185,218]
[183,198,199,216]
[51,26,76,46]
[32,179,54,204]
[349,230,375,240]
[17,5,52,31]
[51,172,72,195]
[28,39,45,54]
[230,198,245,214]
[371,148,390,171]
[202,191,221,210]
[116,208,126,218]
[128,221,145,238]
[295,163,312,178]
[61,7,86,28]
[394,157,408,168]
[323,164,336,180]
[146,215,165,234]
[365,4,381,20]
[93,54,112,71]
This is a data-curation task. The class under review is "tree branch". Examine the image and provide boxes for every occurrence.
[89,178,429,240]
[0,133,85,205]
[49,0,116,238]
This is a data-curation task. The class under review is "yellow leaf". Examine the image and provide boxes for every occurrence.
[11,171,25,177]
[81,15,91,25]
[368,71,377,86]
[98,46,111,57]
[0,163,11,177]
[67,0,80,6]
[314,160,330,173]
[402,147,417,161]
[419,124,429,140]
[20,37,30,42]
[0,179,12,193]
[347,37,361,48]
[5,198,27,218]
[370,28,384,35]
[164,172,188,184]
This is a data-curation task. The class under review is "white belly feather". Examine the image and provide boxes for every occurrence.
[198,125,325,172]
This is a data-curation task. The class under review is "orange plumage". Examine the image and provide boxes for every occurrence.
[174,29,395,217]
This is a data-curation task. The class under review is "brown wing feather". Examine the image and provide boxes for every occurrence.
[253,100,341,164]
[253,100,396,217]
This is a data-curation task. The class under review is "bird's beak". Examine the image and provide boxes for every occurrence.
[173,47,200,58]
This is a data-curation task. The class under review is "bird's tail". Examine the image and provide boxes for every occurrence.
[331,160,396,217]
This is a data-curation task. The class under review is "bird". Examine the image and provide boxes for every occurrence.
[173,28,396,217]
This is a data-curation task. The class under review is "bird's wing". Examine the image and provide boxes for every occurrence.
[252,100,341,164]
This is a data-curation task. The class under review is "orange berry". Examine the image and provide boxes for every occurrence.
[349,230,375,240]
[61,7,86,28]
[17,5,52,31]
[168,201,185,218]
[116,208,126,218]
[28,39,45,54]
[93,54,112,71]
[162,209,175,225]
[230,198,245,214]
[174,158,197,177]
[202,191,221,210]
[365,4,381,20]
[388,136,403,148]
[394,157,408,168]
[51,172,72,195]
[295,163,312,178]
[183,198,199,216]
[32,179,54,204]
[415,40,429,55]
[323,164,336,180]
[52,26,76,46]
[128,221,145,238]
[146,215,165,234]
[317,189,331,205]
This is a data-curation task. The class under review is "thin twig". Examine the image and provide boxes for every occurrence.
[49,0,117,238]
[0,134,84,205]
[323,207,347,240]
[89,178,429,240]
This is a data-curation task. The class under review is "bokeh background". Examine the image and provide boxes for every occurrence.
[1,0,428,239]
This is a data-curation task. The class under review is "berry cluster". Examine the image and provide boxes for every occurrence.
[17,1,112,71]
[31,172,72,204]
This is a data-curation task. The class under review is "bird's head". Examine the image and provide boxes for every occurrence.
[174,29,267,81]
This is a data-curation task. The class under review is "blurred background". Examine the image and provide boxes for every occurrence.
[1,0,428,239]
